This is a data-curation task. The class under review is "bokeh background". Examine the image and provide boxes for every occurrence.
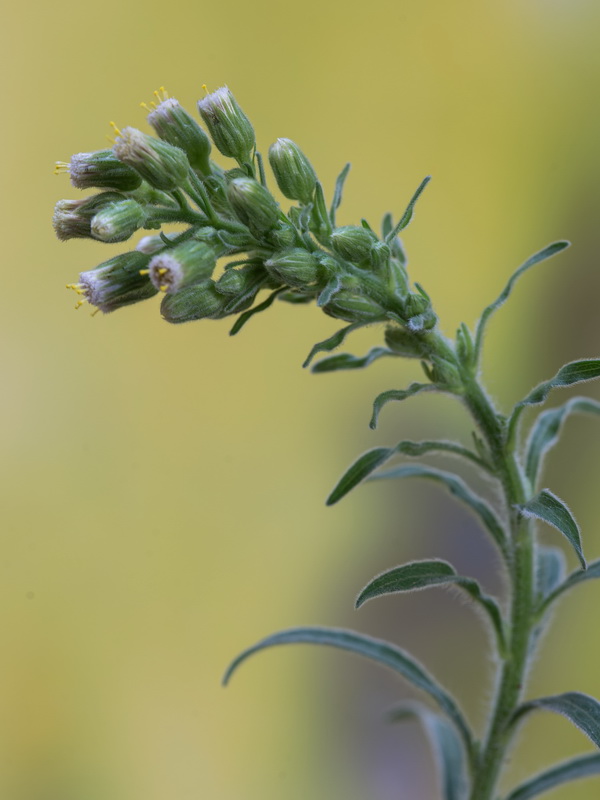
[2,0,600,798]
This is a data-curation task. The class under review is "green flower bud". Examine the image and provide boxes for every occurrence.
[404,293,437,332]
[91,199,146,243]
[330,225,379,264]
[370,241,391,271]
[265,248,320,288]
[55,150,142,192]
[227,177,280,235]
[113,127,190,191]
[324,289,386,323]
[136,232,178,254]
[197,86,255,164]
[149,240,217,293]
[160,280,230,323]
[268,138,317,205]
[215,264,265,296]
[126,182,178,208]
[148,98,212,175]
[384,326,428,358]
[68,251,156,313]
[268,222,297,249]
[53,192,126,241]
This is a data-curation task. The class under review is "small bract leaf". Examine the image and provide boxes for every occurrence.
[316,274,342,307]
[388,702,470,800]
[223,625,474,755]
[385,176,432,242]
[356,559,507,655]
[303,321,369,368]
[474,241,570,361]
[540,558,600,615]
[514,692,600,750]
[311,346,394,373]
[370,383,436,429]
[525,397,600,488]
[229,287,284,335]
[518,489,586,570]
[327,447,394,505]
[372,464,508,559]
[504,753,600,800]
[329,162,351,225]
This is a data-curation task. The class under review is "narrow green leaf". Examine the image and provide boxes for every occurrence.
[504,753,600,800]
[356,559,507,656]
[525,397,600,487]
[370,383,435,429]
[229,288,285,336]
[385,176,432,242]
[514,692,600,749]
[381,212,407,264]
[539,558,600,615]
[518,489,586,569]
[316,274,342,307]
[327,447,395,505]
[394,439,492,472]
[474,241,570,360]
[223,625,474,755]
[509,360,600,445]
[329,162,351,225]
[388,702,470,800]
[371,464,508,559]
[312,347,394,373]
[303,321,368,368]
[535,545,567,605]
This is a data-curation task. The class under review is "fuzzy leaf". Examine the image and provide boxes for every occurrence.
[382,212,407,264]
[329,163,351,225]
[525,397,600,488]
[514,692,600,749]
[327,447,395,505]
[303,321,370,368]
[535,545,567,604]
[223,625,474,754]
[504,753,600,800]
[394,439,490,470]
[356,560,506,654]
[316,274,342,307]
[229,287,285,335]
[388,702,470,800]
[370,383,436,429]
[312,347,394,373]
[474,241,570,359]
[518,489,586,570]
[385,176,432,242]
[371,464,508,558]
[539,558,600,615]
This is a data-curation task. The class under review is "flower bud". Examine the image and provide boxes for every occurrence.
[59,150,142,191]
[72,252,156,313]
[197,86,255,164]
[149,241,217,293]
[136,232,178,254]
[265,248,320,288]
[370,241,391,271]
[268,223,297,249]
[404,294,437,332]
[148,98,212,175]
[53,192,125,241]
[324,289,386,323]
[91,199,146,243]
[227,177,280,235]
[160,280,230,323]
[384,326,427,358]
[268,138,317,205]
[113,127,190,191]
[330,225,379,264]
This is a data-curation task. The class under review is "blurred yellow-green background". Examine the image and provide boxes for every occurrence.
[2,0,600,798]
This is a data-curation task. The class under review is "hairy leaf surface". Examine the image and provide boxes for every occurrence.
[504,753,600,800]
[370,383,436,429]
[514,692,600,749]
[312,347,395,373]
[519,490,586,569]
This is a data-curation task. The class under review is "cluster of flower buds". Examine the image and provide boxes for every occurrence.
[55,85,436,349]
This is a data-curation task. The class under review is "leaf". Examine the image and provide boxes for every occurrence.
[356,559,507,655]
[535,545,567,604]
[370,383,436,429]
[539,558,600,615]
[474,241,570,360]
[381,212,407,264]
[223,625,474,755]
[514,692,600,749]
[525,397,600,487]
[327,447,395,505]
[509,360,600,444]
[229,288,285,336]
[371,464,508,559]
[385,176,432,242]
[303,321,369,368]
[311,347,395,373]
[388,702,470,800]
[316,274,342,307]
[329,162,351,225]
[394,439,491,471]
[504,753,600,800]
[518,489,586,570]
